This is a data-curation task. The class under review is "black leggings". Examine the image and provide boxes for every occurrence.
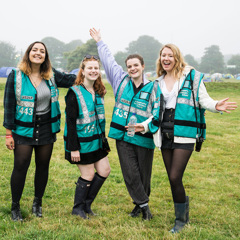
[161,148,192,203]
[11,143,53,203]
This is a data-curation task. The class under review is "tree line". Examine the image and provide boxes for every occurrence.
[1,37,240,75]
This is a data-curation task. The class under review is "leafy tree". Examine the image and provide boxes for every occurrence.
[184,54,199,69]
[0,41,17,67]
[42,37,83,70]
[65,40,83,52]
[227,54,240,75]
[126,35,162,71]
[66,39,98,71]
[41,37,65,69]
[199,45,225,73]
[114,51,127,70]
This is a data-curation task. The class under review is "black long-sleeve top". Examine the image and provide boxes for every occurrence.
[65,90,79,151]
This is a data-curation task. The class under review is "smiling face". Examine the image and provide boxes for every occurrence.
[29,43,46,65]
[160,47,176,73]
[82,60,100,82]
[126,58,144,80]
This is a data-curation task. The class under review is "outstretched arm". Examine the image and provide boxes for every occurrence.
[89,28,127,95]
[215,98,237,113]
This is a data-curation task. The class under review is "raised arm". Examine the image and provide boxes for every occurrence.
[90,28,127,95]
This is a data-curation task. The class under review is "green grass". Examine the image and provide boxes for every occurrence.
[0,81,239,240]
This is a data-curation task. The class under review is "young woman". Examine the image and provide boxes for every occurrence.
[90,28,162,220]
[3,41,76,221]
[140,43,237,232]
[64,55,111,219]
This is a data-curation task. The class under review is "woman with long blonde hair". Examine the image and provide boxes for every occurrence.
[64,55,111,219]
[141,43,237,233]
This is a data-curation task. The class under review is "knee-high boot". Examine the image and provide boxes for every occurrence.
[85,173,106,216]
[72,177,91,219]
[170,197,189,233]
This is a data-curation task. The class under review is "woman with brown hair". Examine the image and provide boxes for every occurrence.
[3,41,76,221]
[64,55,111,219]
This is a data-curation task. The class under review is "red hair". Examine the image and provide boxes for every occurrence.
[75,57,105,97]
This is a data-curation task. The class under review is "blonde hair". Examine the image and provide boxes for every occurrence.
[75,57,105,97]
[156,44,186,79]
[18,41,53,80]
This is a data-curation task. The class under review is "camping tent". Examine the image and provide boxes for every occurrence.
[70,68,79,75]
[211,73,223,81]
[0,67,15,77]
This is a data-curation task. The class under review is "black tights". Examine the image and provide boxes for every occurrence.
[161,148,192,203]
[11,143,53,203]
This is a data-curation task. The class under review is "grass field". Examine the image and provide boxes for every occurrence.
[0,80,239,240]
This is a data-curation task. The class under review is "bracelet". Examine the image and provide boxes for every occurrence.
[6,135,13,138]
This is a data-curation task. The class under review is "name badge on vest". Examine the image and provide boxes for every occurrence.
[21,96,33,100]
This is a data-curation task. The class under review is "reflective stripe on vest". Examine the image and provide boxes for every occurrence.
[16,69,34,108]
[109,75,157,149]
[174,70,206,139]
[64,86,105,154]
[14,69,61,137]
[72,86,104,125]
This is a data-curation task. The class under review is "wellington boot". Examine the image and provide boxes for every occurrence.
[85,173,106,216]
[170,200,188,233]
[72,177,91,219]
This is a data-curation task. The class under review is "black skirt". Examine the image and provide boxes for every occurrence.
[65,148,108,165]
[13,111,56,145]
[161,108,194,151]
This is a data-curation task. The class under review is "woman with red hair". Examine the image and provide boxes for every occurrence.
[64,55,111,219]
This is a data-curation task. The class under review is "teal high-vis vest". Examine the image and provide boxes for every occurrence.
[13,69,61,138]
[173,69,206,139]
[64,85,105,154]
[109,75,162,149]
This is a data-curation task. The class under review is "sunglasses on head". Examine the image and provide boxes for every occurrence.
[84,55,99,60]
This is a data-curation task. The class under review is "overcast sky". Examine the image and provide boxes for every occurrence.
[1,0,239,59]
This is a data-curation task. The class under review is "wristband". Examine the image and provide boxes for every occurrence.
[6,135,13,138]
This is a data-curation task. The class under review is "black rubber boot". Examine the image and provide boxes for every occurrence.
[11,202,23,221]
[85,173,106,216]
[141,205,153,220]
[72,177,91,219]
[32,197,42,217]
[129,205,141,217]
[170,201,188,233]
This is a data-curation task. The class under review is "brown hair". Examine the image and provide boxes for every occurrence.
[156,44,186,79]
[75,57,105,97]
[18,41,53,80]
[125,54,144,66]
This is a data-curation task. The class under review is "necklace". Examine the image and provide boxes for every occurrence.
[29,74,42,88]
[82,84,95,95]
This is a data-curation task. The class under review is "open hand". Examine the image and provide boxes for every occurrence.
[216,98,237,113]
[90,28,101,42]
